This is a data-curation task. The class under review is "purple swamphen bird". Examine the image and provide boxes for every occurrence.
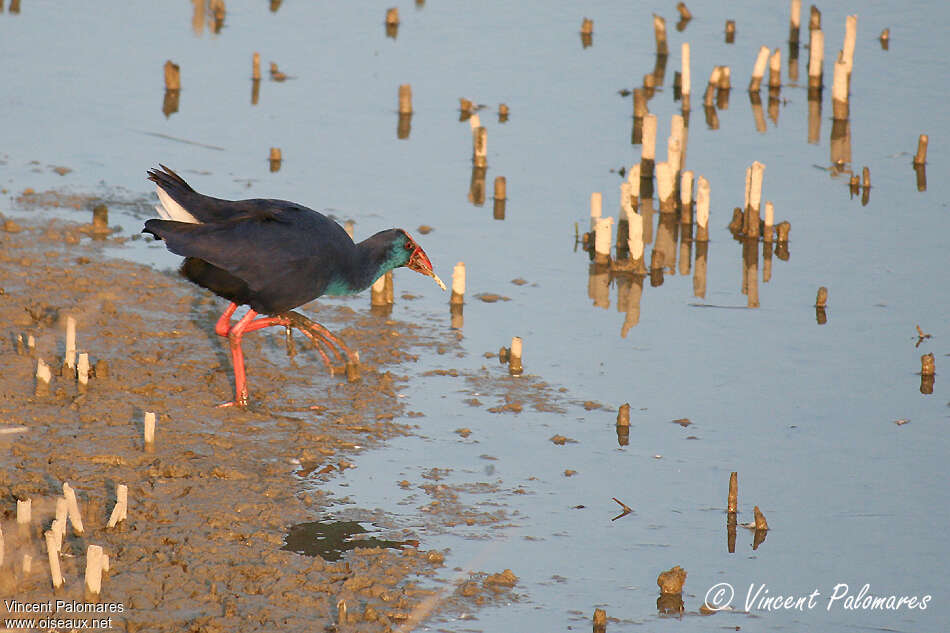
[143,165,445,407]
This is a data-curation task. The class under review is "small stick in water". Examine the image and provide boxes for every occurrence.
[842,15,858,76]
[680,43,691,110]
[653,14,668,56]
[788,0,801,44]
[633,87,649,119]
[371,272,389,307]
[35,358,51,396]
[656,162,676,213]
[849,175,860,196]
[77,353,90,389]
[337,599,348,625]
[144,411,156,445]
[398,84,412,114]
[809,5,821,31]
[921,353,935,376]
[717,65,731,90]
[640,114,657,186]
[252,52,261,80]
[879,28,889,50]
[580,18,593,48]
[727,472,738,513]
[776,221,791,243]
[85,545,104,594]
[679,170,694,224]
[385,7,399,26]
[65,316,77,370]
[509,336,524,376]
[753,505,769,530]
[269,62,287,81]
[831,59,849,120]
[768,48,782,90]
[815,286,828,307]
[107,484,128,528]
[725,19,736,44]
[92,204,109,234]
[913,134,928,165]
[593,217,614,264]
[269,147,282,172]
[617,403,630,427]
[16,498,31,525]
[808,30,824,89]
[746,161,765,238]
[51,519,65,553]
[695,177,710,242]
[63,482,85,536]
[164,60,181,91]
[473,127,487,167]
[749,46,770,92]
[611,497,633,520]
[657,566,687,595]
[493,176,506,219]
[45,531,64,588]
[627,212,644,272]
[493,176,506,201]
[450,262,465,305]
[703,66,720,106]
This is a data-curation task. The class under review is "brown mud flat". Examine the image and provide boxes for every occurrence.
[0,216,517,631]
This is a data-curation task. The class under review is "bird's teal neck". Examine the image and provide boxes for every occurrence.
[322,229,408,296]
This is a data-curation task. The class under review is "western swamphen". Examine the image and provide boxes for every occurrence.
[143,165,445,407]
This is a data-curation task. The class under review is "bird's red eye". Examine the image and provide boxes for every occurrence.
[404,240,412,250]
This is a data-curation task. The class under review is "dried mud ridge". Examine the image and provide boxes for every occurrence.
[0,216,517,631]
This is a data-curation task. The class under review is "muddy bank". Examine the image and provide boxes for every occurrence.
[0,215,485,631]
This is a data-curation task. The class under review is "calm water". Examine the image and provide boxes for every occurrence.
[2,1,948,631]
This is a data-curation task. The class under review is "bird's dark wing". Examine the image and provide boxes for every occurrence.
[148,165,303,225]
[144,208,356,313]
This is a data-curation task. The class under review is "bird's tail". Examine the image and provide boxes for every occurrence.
[147,165,200,224]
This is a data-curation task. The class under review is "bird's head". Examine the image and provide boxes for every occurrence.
[389,229,446,290]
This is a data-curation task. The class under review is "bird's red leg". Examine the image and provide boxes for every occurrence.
[218,310,360,406]
[218,309,259,408]
[214,302,239,337]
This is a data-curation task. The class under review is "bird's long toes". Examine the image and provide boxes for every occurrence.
[216,394,249,408]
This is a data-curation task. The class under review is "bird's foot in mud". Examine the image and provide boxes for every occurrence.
[217,389,249,408]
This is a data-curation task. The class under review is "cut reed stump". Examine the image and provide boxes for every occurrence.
[913,135,928,165]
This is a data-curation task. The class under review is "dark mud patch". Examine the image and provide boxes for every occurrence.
[281,520,418,562]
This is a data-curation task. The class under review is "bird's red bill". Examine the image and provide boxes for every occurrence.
[408,245,446,290]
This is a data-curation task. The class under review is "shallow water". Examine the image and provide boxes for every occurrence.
[3,1,949,630]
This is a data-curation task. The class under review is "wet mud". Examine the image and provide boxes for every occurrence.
[0,215,518,630]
